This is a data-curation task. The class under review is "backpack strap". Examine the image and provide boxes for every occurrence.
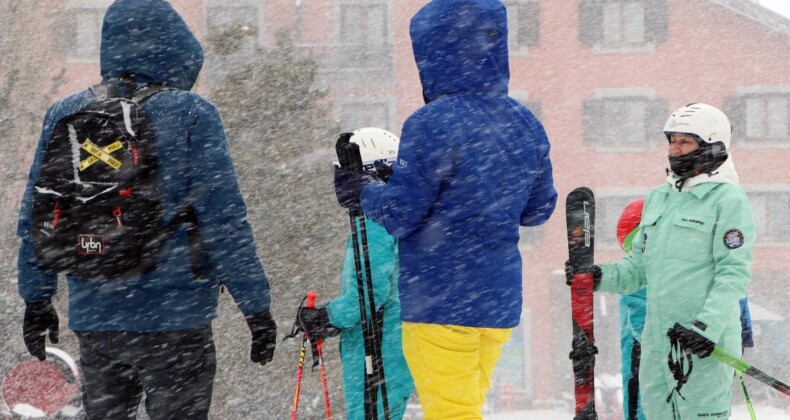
[88,82,176,102]
[132,85,177,102]
[88,83,111,101]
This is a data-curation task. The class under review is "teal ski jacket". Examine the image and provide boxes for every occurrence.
[599,159,755,418]
[326,218,414,419]
[17,0,271,332]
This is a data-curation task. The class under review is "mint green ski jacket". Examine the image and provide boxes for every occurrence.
[598,167,755,418]
[599,178,754,347]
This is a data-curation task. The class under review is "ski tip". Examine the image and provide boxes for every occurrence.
[567,187,594,198]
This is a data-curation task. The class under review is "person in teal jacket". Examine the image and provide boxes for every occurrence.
[616,198,755,420]
[571,103,755,419]
[298,128,414,420]
[615,199,647,420]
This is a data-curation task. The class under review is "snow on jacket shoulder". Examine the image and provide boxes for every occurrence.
[17,0,271,332]
[360,0,557,328]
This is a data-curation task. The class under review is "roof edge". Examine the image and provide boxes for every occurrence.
[708,0,790,39]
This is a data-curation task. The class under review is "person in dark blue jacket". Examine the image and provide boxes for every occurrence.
[16,1,276,418]
[334,1,557,418]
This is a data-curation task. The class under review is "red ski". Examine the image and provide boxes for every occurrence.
[566,187,598,420]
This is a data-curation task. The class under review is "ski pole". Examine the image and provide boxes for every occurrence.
[316,339,332,420]
[290,331,307,420]
[711,346,790,396]
[336,136,390,420]
[304,292,333,420]
[737,372,756,420]
[355,213,391,420]
[348,212,382,420]
[285,292,333,420]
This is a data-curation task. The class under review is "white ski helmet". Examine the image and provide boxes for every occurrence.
[348,127,400,169]
[662,103,732,150]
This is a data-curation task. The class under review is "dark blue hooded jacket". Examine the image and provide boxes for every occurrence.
[361,0,557,328]
[17,0,271,332]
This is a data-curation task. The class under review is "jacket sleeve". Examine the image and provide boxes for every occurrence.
[520,128,557,227]
[360,115,441,238]
[598,233,648,296]
[691,193,754,342]
[326,219,396,329]
[186,99,271,316]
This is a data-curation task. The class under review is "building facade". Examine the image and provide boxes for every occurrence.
[2,0,789,411]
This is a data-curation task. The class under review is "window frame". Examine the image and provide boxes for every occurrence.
[335,96,393,133]
[502,0,541,55]
[334,0,392,70]
[594,189,651,250]
[745,186,790,246]
[725,89,790,148]
[582,90,667,151]
[204,1,265,49]
[63,6,105,63]
[578,0,667,52]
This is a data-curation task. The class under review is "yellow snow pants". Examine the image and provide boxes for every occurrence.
[401,322,512,420]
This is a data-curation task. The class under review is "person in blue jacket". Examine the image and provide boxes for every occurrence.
[333,1,557,418]
[299,128,414,420]
[16,1,276,418]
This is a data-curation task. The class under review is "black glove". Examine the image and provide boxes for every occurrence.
[23,300,59,361]
[373,160,393,183]
[667,322,715,358]
[564,260,602,288]
[297,306,339,343]
[334,166,376,210]
[245,310,277,365]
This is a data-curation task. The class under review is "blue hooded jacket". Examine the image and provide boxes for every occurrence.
[17,0,271,332]
[361,0,557,328]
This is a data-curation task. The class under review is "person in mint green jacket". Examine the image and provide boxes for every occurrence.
[571,103,755,419]
[298,128,414,420]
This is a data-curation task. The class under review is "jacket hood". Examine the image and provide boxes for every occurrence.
[100,0,203,90]
[410,0,510,102]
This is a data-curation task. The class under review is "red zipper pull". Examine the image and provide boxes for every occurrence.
[119,187,132,196]
[113,206,123,226]
[52,202,62,228]
[129,142,139,165]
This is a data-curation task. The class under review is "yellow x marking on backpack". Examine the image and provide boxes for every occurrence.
[80,140,123,171]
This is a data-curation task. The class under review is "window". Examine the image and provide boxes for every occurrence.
[510,91,543,120]
[503,0,540,53]
[64,7,104,61]
[579,0,667,49]
[725,91,790,146]
[205,2,263,56]
[336,1,390,69]
[336,98,391,132]
[747,189,790,244]
[596,191,650,248]
[582,93,667,150]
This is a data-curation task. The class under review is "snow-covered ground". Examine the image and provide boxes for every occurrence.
[484,404,790,419]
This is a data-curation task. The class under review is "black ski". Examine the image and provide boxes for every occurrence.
[566,187,598,420]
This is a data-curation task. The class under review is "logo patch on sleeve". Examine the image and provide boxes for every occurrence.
[723,229,744,249]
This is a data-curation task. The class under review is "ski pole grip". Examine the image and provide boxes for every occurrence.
[335,132,363,173]
[306,291,318,309]
[344,143,363,173]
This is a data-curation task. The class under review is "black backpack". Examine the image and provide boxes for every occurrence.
[30,82,177,280]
